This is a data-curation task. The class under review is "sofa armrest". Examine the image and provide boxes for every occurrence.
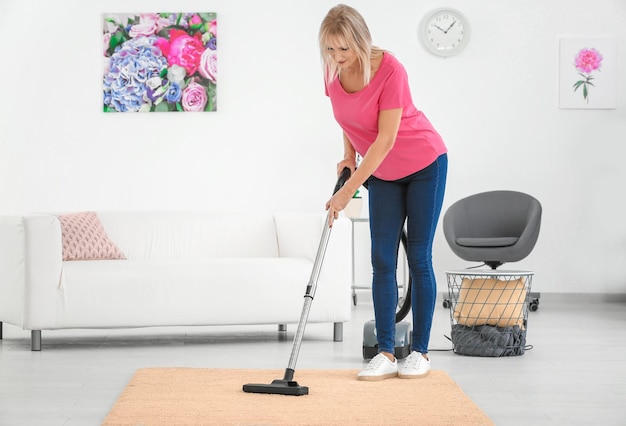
[0,216,26,326]
[274,214,349,261]
[274,214,351,315]
[0,215,63,330]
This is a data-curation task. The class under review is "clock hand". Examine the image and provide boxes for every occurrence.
[444,20,457,33]
[434,24,446,33]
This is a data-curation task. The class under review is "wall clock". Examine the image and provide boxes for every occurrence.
[420,8,470,58]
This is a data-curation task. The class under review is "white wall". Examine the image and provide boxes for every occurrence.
[1,0,625,294]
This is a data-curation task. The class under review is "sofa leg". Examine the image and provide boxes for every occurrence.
[31,330,41,351]
[333,322,343,342]
[278,324,287,332]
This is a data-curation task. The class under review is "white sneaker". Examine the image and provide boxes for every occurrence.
[398,351,430,379]
[357,353,398,381]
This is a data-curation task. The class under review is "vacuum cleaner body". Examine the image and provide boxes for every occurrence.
[362,319,412,360]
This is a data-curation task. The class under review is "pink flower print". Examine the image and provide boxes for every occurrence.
[575,48,603,74]
[573,48,603,103]
[129,14,161,38]
[199,49,217,82]
[181,81,208,112]
[208,19,217,38]
[167,31,205,76]
[189,15,203,30]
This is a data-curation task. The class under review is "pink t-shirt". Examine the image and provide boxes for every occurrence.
[325,52,447,181]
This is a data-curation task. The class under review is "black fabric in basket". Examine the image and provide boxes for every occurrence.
[451,324,526,357]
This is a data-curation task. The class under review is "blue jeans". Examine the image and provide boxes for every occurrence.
[367,154,447,355]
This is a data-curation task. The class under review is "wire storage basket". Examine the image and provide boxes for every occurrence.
[445,270,533,357]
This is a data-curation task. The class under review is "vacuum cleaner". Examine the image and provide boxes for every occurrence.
[243,167,351,396]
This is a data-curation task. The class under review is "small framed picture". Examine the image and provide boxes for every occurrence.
[559,38,616,110]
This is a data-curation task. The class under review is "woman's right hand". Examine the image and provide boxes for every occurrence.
[325,158,357,227]
[336,158,356,177]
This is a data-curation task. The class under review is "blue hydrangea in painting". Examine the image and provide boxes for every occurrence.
[103,13,217,112]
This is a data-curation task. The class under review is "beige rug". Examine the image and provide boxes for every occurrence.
[103,368,493,426]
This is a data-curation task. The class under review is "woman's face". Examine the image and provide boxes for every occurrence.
[326,37,358,72]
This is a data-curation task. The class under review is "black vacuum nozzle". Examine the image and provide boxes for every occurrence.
[243,368,308,396]
[242,379,308,396]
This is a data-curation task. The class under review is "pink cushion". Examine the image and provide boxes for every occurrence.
[58,211,126,261]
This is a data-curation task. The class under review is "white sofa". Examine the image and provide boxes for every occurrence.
[0,211,352,350]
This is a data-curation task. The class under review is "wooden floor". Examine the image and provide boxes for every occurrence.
[1,293,624,425]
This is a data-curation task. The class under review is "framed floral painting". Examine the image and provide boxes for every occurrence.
[103,13,217,112]
[559,38,616,109]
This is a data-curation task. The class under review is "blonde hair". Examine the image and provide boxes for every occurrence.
[319,4,384,86]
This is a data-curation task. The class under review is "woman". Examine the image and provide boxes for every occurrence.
[320,4,448,381]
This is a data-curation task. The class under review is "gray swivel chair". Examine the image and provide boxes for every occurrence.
[442,190,542,310]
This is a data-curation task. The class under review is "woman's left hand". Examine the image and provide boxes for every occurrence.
[325,186,353,227]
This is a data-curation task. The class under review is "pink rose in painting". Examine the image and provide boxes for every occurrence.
[167,30,205,76]
[155,16,171,33]
[575,48,603,73]
[189,15,203,30]
[208,19,217,37]
[103,32,111,56]
[181,81,207,112]
[129,14,161,38]
[129,22,156,38]
[199,50,217,82]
